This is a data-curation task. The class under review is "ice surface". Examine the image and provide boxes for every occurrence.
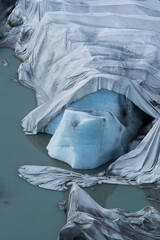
[44,89,147,169]
[47,109,126,169]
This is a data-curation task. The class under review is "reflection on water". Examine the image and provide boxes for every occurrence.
[143,188,160,212]
[0,48,160,240]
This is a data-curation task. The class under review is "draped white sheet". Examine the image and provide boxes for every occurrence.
[58,184,160,240]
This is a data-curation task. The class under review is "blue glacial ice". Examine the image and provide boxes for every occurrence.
[46,89,147,169]
[46,90,146,169]
[47,109,127,169]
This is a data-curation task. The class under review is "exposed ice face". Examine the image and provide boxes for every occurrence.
[45,89,148,169]
[47,109,126,169]
[46,89,149,169]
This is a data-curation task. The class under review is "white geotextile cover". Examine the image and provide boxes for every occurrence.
[1,0,160,187]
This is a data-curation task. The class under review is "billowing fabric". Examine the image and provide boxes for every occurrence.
[58,184,160,240]
[19,165,131,191]
[1,0,160,185]
[109,118,160,185]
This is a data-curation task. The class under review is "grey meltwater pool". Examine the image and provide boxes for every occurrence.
[0,48,160,240]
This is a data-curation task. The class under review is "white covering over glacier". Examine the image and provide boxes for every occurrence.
[1,0,160,186]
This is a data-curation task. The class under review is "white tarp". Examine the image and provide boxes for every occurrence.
[58,184,160,240]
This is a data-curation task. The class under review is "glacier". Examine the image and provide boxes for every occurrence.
[46,89,148,169]
[0,0,160,185]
